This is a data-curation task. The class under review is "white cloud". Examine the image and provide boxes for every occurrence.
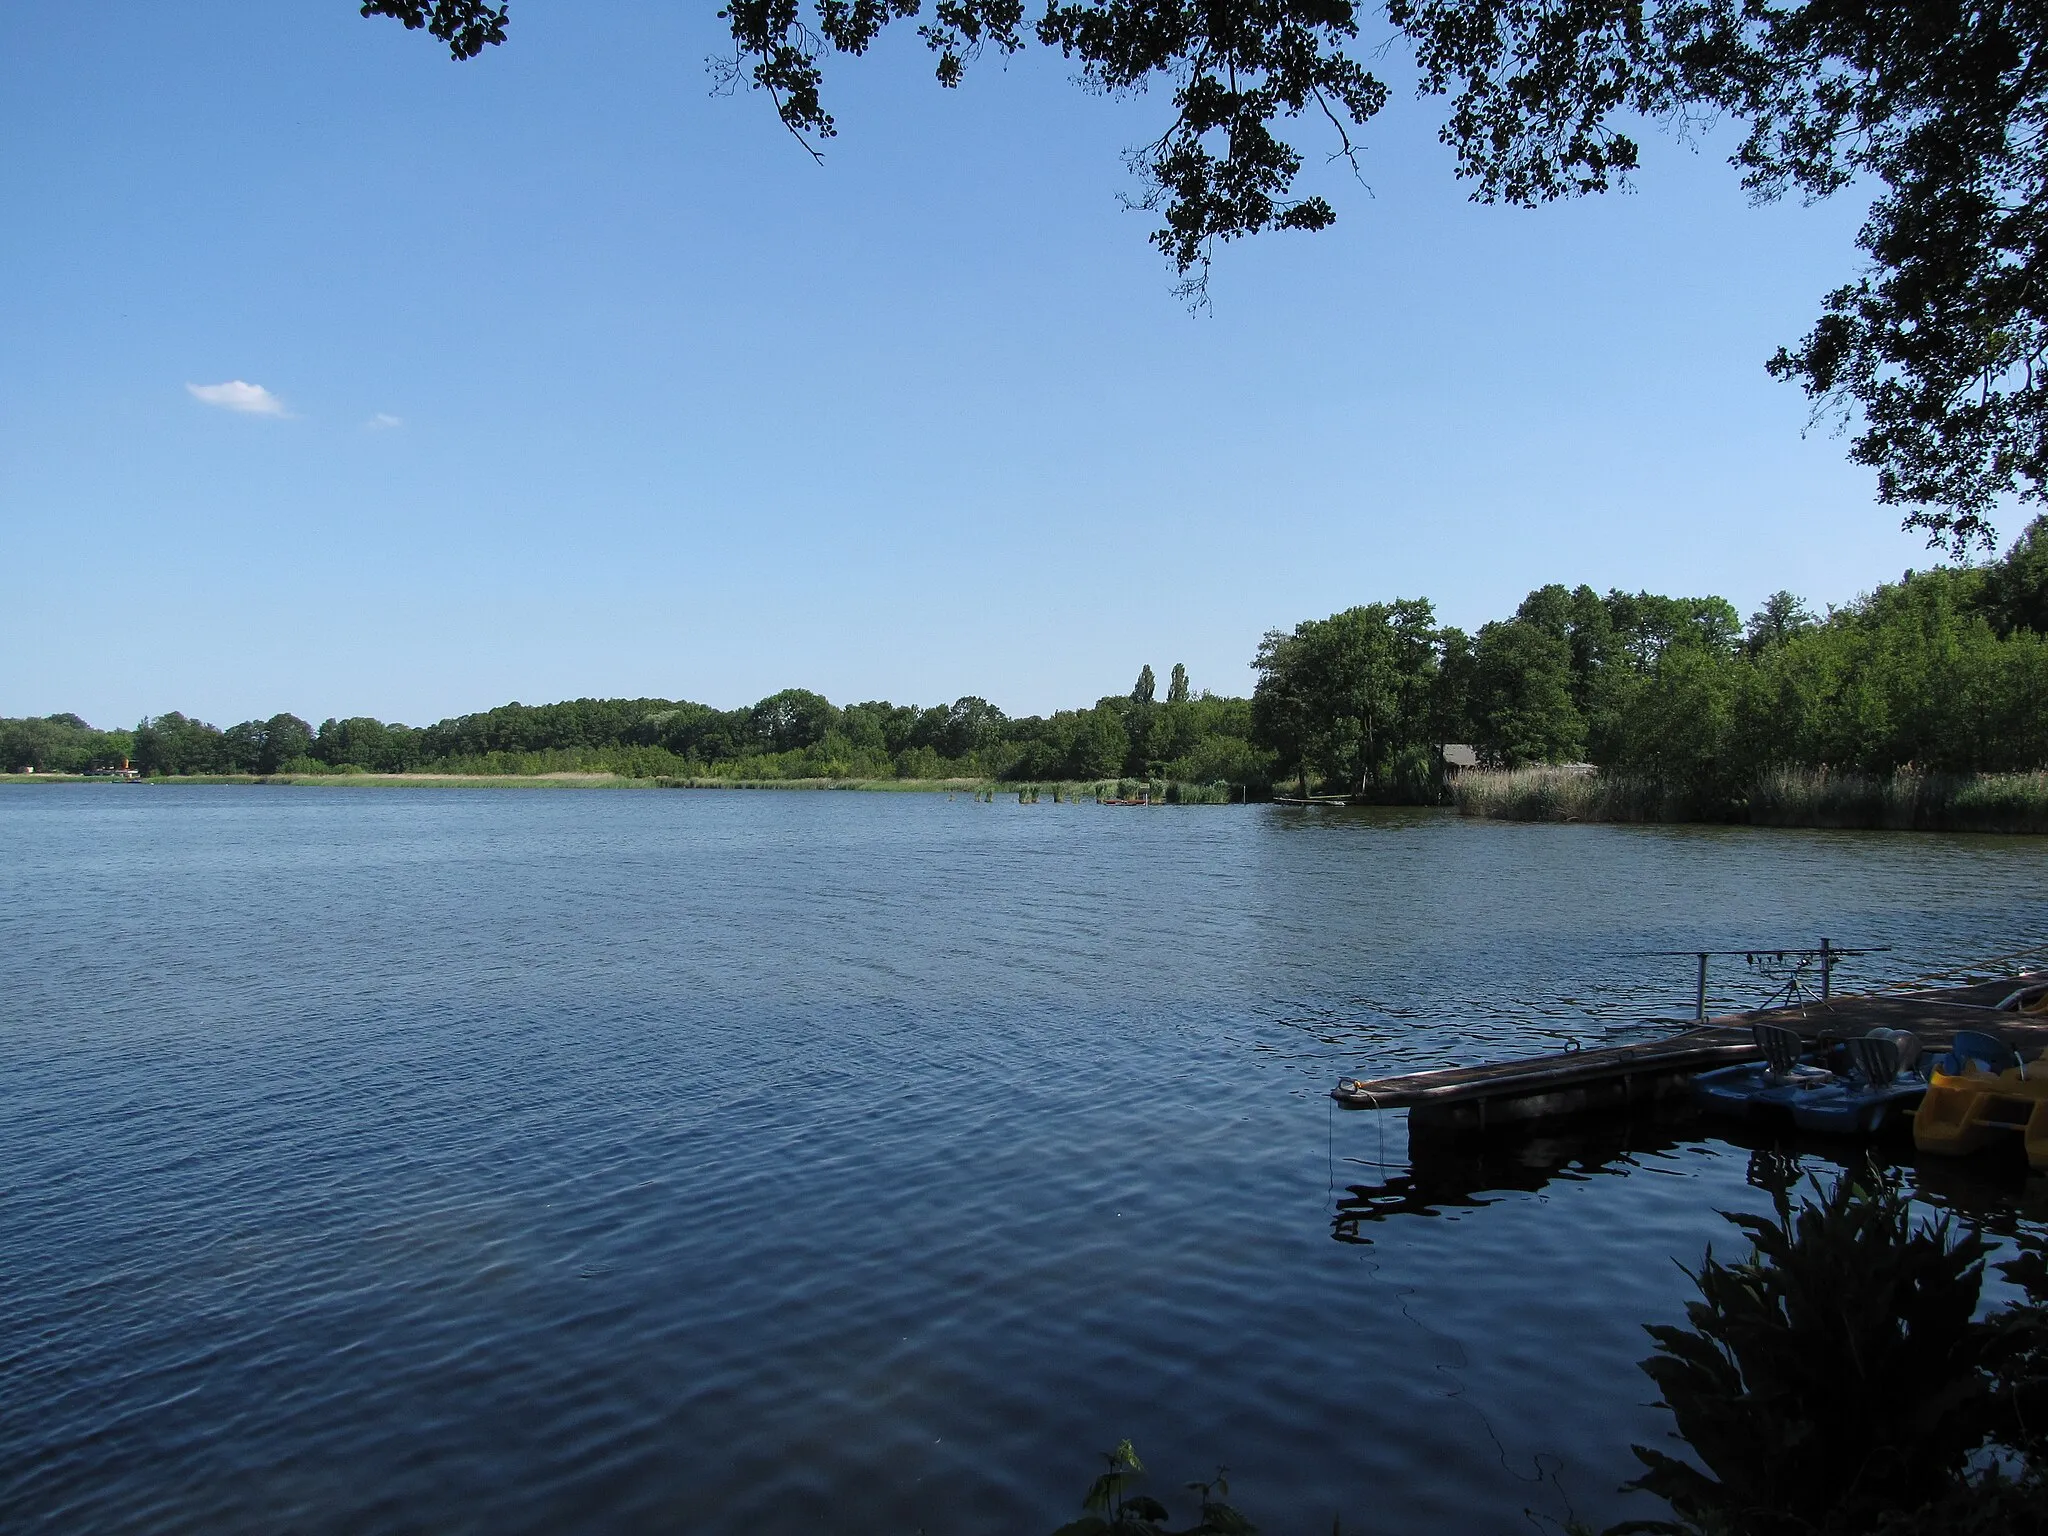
[186,380,287,416]
[367,412,403,430]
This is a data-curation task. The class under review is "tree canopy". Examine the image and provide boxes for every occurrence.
[1253,600,1442,796]
[363,0,2048,551]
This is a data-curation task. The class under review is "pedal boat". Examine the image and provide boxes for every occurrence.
[1996,982,2048,1017]
[1695,1023,1926,1135]
[1912,1029,2048,1167]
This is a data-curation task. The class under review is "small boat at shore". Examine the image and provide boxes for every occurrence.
[1997,982,2048,1016]
[1692,1022,1927,1135]
[1912,1029,2048,1166]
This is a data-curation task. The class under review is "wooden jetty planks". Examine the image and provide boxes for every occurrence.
[1332,977,2048,1133]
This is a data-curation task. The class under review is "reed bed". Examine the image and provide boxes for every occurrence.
[990,779,1236,804]
[1450,767,1675,823]
[1748,767,2048,832]
[1455,765,2048,833]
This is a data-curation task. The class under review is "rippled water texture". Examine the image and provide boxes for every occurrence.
[5,786,2048,1533]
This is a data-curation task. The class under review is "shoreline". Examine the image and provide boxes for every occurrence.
[0,773,1153,796]
[12,768,2048,832]
[0,771,989,791]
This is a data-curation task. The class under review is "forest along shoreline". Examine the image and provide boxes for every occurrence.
[9,517,2048,832]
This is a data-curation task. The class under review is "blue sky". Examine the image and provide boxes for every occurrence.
[0,2,1961,729]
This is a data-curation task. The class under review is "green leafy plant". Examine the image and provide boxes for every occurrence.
[1052,1441,1256,1536]
[1619,1167,1994,1536]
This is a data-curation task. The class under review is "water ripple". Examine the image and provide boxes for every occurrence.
[3,787,2046,1532]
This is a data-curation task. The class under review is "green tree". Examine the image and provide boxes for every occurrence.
[0,715,134,774]
[838,700,922,758]
[748,689,839,753]
[1602,645,1741,798]
[1469,620,1583,766]
[1157,693,1268,790]
[1070,702,1130,779]
[1745,590,1818,654]
[313,715,417,771]
[258,713,314,773]
[1003,710,1081,780]
[1163,731,1271,790]
[1148,699,1196,767]
[1123,666,1159,770]
[1982,515,2048,638]
[1252,600,1441,796]
[133,712,227,776]
[1165,663,1189,706]
[1603,591,1744,669]
[1431,626,1478,749]
[934,696,1008,761]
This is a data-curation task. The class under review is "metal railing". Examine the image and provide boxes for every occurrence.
[1629,940,1894,1020]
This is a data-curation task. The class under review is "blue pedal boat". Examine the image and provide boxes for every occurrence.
[1694,1023,1927,1135]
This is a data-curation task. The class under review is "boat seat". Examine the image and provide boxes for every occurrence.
[1848,1035,1902,1086]
[1752,1023,1810,1080]
[1944,1029,2021,1076]
[1865,1026,1922,1077]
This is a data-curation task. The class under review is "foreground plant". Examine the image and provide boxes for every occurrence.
[1052,1440,1256,1536]
[1046,1171,2048,1535]
[1620,1168,1995,1536]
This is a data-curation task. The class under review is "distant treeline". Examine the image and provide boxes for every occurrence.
[8,518,2047,803]
[1,663,1262,786]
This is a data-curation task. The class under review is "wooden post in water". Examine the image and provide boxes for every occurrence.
[1695,952,1709,1021]
[1821,936,1833,1002]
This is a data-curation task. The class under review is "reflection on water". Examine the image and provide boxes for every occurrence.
[3,788,2047,1535]
[1336,1110,2048,1252]
[1335,1117,1705,1238]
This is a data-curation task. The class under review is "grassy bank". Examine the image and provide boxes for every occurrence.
[1454,765,2048,833]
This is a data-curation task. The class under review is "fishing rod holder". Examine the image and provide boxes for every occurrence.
[1633,941,1894,1020]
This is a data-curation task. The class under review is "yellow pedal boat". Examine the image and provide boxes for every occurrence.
[1912,1029,2048,1167]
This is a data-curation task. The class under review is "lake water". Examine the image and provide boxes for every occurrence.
[5,785,2047,1534]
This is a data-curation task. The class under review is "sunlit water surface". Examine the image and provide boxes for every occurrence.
[5,786,2047,1533]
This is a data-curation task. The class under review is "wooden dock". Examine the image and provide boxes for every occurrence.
[1332,974,2048,1133]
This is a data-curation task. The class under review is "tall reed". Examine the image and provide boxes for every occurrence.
[1455,765,2048,832]
[1450,766,1676,823]
[1749,766,2048,832]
